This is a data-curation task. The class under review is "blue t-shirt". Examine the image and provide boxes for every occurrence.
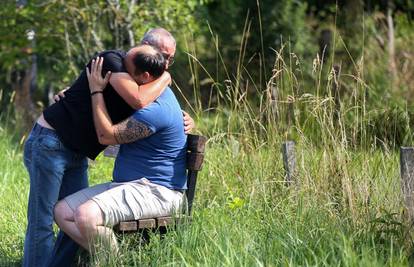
[112,87,187,189]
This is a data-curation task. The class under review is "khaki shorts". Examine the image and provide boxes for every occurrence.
[64,178,184,226]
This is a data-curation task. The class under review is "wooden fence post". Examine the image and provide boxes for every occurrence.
[401,147,414,221]
[282,141,296,185]
[270,84,279,123]
[319,29,332,62]
[286,101,295,127]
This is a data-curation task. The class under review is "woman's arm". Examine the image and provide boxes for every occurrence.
[110,71,171,110]
[87,57,153,145]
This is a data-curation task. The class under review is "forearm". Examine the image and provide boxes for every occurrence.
[91,94,116,145]
[136,72,171,107]
[111,71,171,110]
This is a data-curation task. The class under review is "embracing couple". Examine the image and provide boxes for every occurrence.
[23,28,194,266]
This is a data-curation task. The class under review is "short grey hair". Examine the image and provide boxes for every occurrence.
[141,28,176,50]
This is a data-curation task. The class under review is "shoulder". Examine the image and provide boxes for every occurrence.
[130,88,177,130]
[158,87,177,103]
[99,50,125,60]
[98,50,127,73]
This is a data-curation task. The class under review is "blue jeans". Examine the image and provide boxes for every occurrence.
[23,123,88,267]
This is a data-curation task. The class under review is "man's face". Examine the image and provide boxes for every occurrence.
[161,44,176,70]
[141,35,176,69]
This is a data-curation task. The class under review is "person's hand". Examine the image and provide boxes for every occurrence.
[86,56,111,93]
[183,110,195,134]
[52,87,69,103]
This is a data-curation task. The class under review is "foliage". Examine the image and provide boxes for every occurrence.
[0,0,204,109]
[202,0,314,89]
[2,1,414,265]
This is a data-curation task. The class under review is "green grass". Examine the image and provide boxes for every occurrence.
[0,121,412,266]
[0,127,27,266]
[2,16,414,265]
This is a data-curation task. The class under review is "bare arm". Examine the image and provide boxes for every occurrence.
[87,57,153,145]
[52,87,69,104]
[110,71,171,110]
[90,94,153,145]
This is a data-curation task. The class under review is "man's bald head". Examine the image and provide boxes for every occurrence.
[141,28,176,51]
[141,28,176,68]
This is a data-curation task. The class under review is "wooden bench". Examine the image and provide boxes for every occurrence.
[103,134,207,232]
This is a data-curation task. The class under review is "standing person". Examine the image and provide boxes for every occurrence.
[54,49,187,258]
[22,28,194,267]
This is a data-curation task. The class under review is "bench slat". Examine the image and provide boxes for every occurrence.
[117,221,137,232]
[138,219,156,229]
[157,216,173,227]
[115,216,194,232]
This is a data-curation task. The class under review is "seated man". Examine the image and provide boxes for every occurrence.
[54,45,187,252]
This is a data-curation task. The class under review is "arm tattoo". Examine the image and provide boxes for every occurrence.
[113,117,153,144]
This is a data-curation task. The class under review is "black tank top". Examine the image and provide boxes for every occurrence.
[43,50,134,159]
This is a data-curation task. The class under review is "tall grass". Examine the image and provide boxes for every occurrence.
[0,126,27,266]
[1,20,414,267]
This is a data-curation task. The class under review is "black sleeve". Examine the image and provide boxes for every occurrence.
[99,51,127,74]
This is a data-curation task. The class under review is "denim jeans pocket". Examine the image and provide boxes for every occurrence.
[37,134,62,151]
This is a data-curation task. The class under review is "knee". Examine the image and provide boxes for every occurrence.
[74,204,96,234]
[54,200,70,226]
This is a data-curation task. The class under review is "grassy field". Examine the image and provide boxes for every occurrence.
[0,115,411,266]
[1,32,414,266]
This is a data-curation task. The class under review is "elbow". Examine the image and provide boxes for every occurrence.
[131,99,145,109]
[97,138,106,145]
[98,137,113,146]
[97,133,115,145]
[98,136,114,145]
[97,136,107,145]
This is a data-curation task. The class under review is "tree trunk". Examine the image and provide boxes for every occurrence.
[12,61,38,130]
[387,0,397,87]
[319,29,332,62]
[126,0,137,46]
